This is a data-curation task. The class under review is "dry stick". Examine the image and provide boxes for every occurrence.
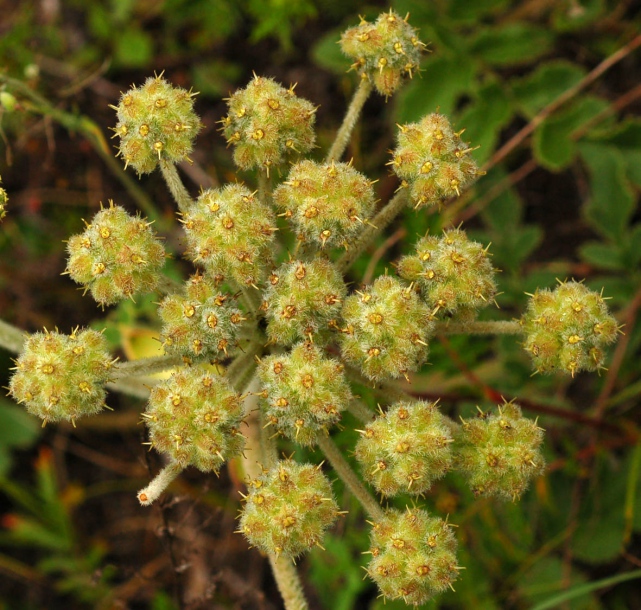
[362,227,407,284]
[593,284,641,419]
[325,79,373,163]
[337,189,409,274]
[160,159,195,214]
[316,434,385,521]
[485,32,641,172]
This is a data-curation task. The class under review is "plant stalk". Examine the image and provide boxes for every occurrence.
[434,320,522,335]
[326,79,373,163]
[160,160,195,214]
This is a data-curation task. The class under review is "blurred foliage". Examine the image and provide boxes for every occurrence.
[0,0,640,608]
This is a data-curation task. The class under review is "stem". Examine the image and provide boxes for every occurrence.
[258,169,272,208]
[434,320,522,336]
[226,341,262,391]
[268,555,309,610]
[0,319,26,353]
[337,189,409,274]
[325,79,373,163]
[347,399,375,423]
[160,160,195,214]
[112,354,183,379]
[316,434,384,521]
[137,460,184,506]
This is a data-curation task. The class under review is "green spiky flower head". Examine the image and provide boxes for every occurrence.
[355,400,453,496]
[144,368,244,472]
[258,342,352,445]
[238,460,340,558]
[397,228,497,317]
[159,273,249,362]
[111,74,201,175]
[367,508,459,605]
[181,184,277,287]
[455,401,545,500]
[263,258,345,346]
[340,275,433,381]
[273,160,376,249]
[390,114,482,209]
[221,75,316,172]
[520,280,619,376]
[9,328,113,424]
[340,10,426,97]
[65,202,166,306]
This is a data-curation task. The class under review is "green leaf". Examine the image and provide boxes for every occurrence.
[589,119,641,188]
[0,399,40,449]
[579,242,625,271]
[191,60,242,98]
[113,28,153,68]
[533,96,609,171]
[457,80,513,164]
[446,0,510,23]
[480,173,523,230]
[511,61,586,119]
[395,55,475,122]
[467,24,553,66]
[579,142,636,241]
[312,27,348,74]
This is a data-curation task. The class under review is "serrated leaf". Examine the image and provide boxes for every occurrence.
[588,119,641,188]
[579,242,625,271]
[511,61,586,119]
[533,96,609,171]
[457,80,513,163]
[579,142,636,241]
[467,24,553,66]
[395,55,475,122]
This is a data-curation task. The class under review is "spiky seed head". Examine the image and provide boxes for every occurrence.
[9,328,112,424]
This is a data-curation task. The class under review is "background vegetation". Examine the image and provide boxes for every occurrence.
[0,0,640,608]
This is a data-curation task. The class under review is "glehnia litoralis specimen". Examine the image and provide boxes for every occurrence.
[0,9,621,609]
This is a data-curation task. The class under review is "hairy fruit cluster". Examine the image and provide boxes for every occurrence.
[0,178,7,221]
[263,258,345,345]
[159,274,247,361]
[355,401,453,496]
[144,368,244,472]
[390,114,481,209]
[65,202,166,306]
[340,10,426,97]
[520,281,619,376]
[397,228,497,317]
[340,275,433,381]
[221,76,316,172]
[9,328,113,424]
[367,508,459,606]
[111,75,201,175]
[273,160,376,249]
[258,342,352,445]
[456,401,544,501]
[238,460,339,558]
[181,184,277,287]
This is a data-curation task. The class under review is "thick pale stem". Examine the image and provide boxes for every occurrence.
[268,555,310,610]
[160,160,194,214]
[226,341,262,391]
[326,79,373,163]
[241,374,309,610]
[112,354,183,379]
[337,189,409,274]
[435,320,522,335]
[137,461,183,506]
[258,169,272,208]
[316,434,384,521]
[0,320,26,353]
[347,399,375,423]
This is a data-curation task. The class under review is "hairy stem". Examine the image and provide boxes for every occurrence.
[160,160,195,214]
[337,189,409,274]
[113,354,183,379]
[347,399,375,423]
[0,319,26,353]
[434,320,522,336]
[326,79,373,163]
[137,460,184,506]
[268,555,310,610]
[316,434,384,521]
